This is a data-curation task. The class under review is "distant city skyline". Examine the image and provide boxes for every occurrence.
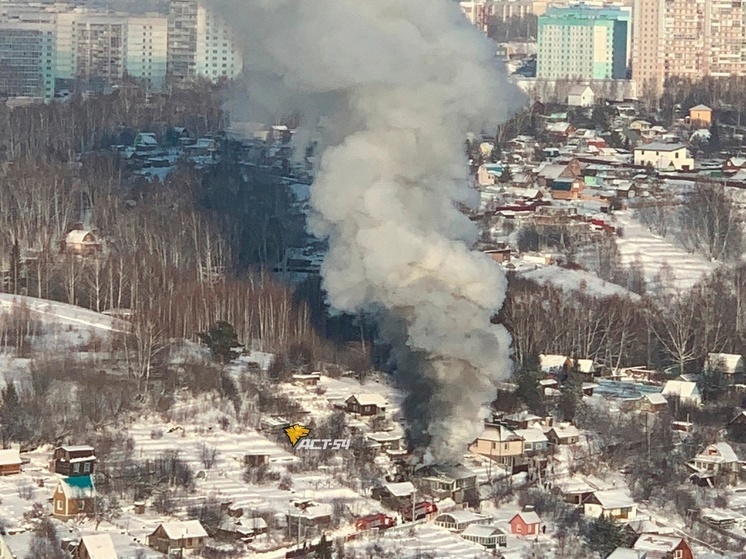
[0,0,241,100]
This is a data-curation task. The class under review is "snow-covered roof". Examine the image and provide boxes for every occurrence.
[546,122,572,134]
[158,520,208,540]
[287,502,332,519]
[511,511,542,525]
[460,524,505,538]
[383,482,415,497]
[550,423,580,438]
[57,475,95,499]
[576,359,596,373]
[79,534,117,559]
[727,156,746,167]
[633,534,683,552]
[436,510,491,524]
[540,354,569,371]
[347,393,387,407]
[589,489,635,509]
[513,428,548,444]
[60,445,95,453]
[476,425,520,442]
[65,230,96,245]
[696,442,739,464]
[706,353,744,374]
[569,84,592,96]
[607,549,646,559]
[643,393,667,405]
[242,517,268,530]
[0,449,21,466]
[662,380,699,400]
[634,142,687,152]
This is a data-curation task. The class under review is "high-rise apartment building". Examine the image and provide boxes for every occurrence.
[459,0,549,32]
[0,19,56,98]
[537,5,630,80]
[169,0,241,82]
[55,10,168,92]
[194,0,242,81]
[633,0,746,96]
[167,0,197,78]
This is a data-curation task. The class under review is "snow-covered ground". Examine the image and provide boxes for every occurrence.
[520,265,640,300]
[614,210,716,290]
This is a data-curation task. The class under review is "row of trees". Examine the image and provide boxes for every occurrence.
[502,261,746,377]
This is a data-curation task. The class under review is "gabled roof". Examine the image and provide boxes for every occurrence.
[157,520,208,540]
[476,425,521,442]
[57,475,95,499]
[696,442,739,464]
[633,534,685,552]
[510,511,542,525]
[706,353,744,374]
[569,84,593,96]
[540,354,570,370]
[346,393,387,407]
[586,489,635,509]
[65,230,96,245]
[513,428,548,444]
[643,393,667,406]
[549,423,580,438]
[662,380,700,400]
[0,449,22,466]
[576,359,596,373]
[79,534,117,559]
[690,104,711,112]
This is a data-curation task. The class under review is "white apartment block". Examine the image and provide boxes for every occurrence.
[195,1,242,81]
[55,10,168,92]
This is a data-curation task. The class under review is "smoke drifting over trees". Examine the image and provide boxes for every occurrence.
[209,0,524,461]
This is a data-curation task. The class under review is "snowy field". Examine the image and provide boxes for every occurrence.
[520,265,640,300]
[614,210,716,290]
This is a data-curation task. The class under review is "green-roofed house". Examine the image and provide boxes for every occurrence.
[53,474,96,519]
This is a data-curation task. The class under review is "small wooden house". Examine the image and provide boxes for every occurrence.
[147,520,208,554]
[53,475,96,519]
[76,534,118,559]
[51,445,96,476]
[0,449,22,476]
[62,231,102,256]
[508,511,543,535]
[345,393,387,416]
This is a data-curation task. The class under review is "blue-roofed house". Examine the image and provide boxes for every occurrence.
[53,475,96,519]
[550,177,584,200]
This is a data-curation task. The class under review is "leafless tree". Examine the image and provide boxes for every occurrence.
[198,443,219,470]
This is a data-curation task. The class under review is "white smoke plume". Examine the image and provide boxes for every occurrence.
[210,0,524,462]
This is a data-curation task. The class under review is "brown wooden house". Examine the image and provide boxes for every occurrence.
[0,449,22,476]
[53,475,96,519]
[147,520,208,554]
[51,445,96,476]
[62,230,102,256]
[345,393,387,416]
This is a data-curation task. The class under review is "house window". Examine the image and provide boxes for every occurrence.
[56,500,63,511]
[516,524,523,533]
[503,443,509,450]
[83,462,91,473]
[78,500,86,509]
[675,551,683,559]
[73,463,80,473]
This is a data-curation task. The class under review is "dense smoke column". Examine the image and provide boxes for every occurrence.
[211,0,524,462]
